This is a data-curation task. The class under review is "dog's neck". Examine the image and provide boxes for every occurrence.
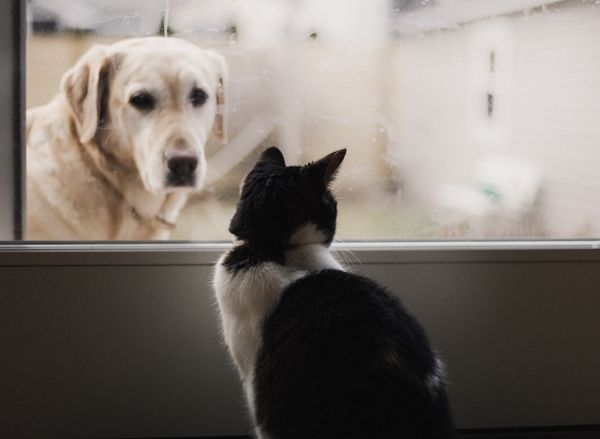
[79,134,189,238]
[121,187,189,233]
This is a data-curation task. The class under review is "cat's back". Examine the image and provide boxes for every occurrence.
[275,268,412,320]
[260,269,434,377]
[255,269,453,439]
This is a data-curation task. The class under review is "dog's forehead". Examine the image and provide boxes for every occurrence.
[111,38,217,87]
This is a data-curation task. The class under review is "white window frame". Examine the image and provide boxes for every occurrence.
[2,1,600,437]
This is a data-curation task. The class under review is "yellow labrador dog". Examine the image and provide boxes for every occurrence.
[26,37,227,240]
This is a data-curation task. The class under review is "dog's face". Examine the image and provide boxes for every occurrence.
[62,37,227,194]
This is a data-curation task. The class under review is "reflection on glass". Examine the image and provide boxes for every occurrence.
[26,0,600,240]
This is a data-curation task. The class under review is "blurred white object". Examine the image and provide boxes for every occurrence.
[435,155,542,235]
[473,155,541,215]
[31,0,164,35]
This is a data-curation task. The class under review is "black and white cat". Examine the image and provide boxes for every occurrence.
[213,147,453,439]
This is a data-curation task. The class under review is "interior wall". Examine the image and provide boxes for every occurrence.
[2,249,599,438]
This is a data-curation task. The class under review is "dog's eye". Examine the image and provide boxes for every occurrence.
[129,92,155,111]
[189,88,208,107]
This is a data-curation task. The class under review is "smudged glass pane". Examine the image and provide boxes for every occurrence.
[26,0,600,241]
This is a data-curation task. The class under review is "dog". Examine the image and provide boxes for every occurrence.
[26,37,227,240]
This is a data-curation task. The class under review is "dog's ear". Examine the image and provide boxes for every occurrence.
[61,45,111,144]
[206,51,228,144]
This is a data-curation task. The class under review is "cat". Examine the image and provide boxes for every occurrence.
[213,146,453,439]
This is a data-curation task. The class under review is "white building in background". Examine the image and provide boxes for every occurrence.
[389,1,600,237]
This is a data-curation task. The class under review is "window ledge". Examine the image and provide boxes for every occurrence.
[0,240,598,266]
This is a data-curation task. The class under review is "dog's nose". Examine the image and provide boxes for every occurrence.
[167,155,198,177]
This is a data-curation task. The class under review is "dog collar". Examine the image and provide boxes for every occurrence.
[129,205,176,231]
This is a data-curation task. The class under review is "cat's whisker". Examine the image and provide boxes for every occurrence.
[334,250,351,271]
[333,237,362,270]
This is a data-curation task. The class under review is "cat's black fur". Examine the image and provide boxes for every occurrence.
[223,147,453,439]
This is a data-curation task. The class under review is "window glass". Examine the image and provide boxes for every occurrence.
[26,0,600,241]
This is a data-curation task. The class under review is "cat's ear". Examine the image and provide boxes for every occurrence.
[259,146,286,167]
[307,148,346,187]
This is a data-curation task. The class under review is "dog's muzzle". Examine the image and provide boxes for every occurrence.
[166,152,198,187]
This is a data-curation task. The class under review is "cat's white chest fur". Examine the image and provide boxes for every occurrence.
[213,259,300,381]
[212,242,343,415]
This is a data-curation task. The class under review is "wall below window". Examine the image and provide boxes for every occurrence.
[1,246,600,438]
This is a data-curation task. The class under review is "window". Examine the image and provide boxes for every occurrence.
[20,0,600,241]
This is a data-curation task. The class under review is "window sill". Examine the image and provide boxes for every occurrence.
[0,240,598,266]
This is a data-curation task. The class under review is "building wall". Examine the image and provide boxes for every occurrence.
[389,2,600,237]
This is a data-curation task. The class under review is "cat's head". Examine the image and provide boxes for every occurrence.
[229,146,346,251]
